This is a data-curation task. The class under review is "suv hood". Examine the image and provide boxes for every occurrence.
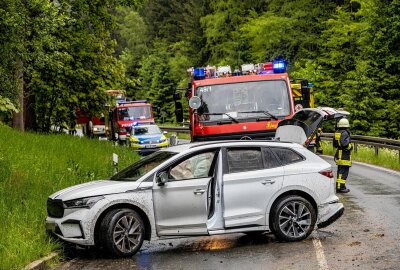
[276,107,350,146]
[49,180,141,201]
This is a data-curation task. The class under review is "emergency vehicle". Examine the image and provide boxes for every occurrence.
[105,100,155,144]
[174,59,313,141]
[76,90,127,138]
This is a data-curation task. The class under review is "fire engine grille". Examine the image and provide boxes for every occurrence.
[47,198,64,218]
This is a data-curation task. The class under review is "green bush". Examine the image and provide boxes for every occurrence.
[0,126,138,269]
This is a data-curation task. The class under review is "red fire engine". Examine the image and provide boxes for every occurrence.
[174,59,313,141]
[76,90,127,138]
[105,100,155,144]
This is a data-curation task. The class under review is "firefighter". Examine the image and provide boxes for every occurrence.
[315,127,323,154]
[333,118,353,193]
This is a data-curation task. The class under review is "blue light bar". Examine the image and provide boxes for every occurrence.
[193,68,205,80]
[272,59,287,73]
[117,100,148,105]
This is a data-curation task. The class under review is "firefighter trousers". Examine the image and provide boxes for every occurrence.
[337,165,350,190]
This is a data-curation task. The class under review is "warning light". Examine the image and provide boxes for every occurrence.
[193,68,205,80]
[272,59,287,73]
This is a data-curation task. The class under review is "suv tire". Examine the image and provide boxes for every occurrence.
[99,208,145,257]
[271,195,316,242]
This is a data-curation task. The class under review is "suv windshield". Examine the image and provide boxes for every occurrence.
[195,80,290,122]
[110,151,177,181]
[118,105,151,121]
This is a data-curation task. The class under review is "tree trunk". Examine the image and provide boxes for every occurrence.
[24,93,37,131]
[12,59,25,131]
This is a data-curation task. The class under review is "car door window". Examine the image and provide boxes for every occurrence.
[226,148,263,173]
[169,151,216,180]
[270,147,304,165]
[262,147,281,168]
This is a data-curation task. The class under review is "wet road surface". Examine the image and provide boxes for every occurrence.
[52,158,400,270]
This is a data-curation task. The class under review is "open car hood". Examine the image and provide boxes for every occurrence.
[275,107,350,146]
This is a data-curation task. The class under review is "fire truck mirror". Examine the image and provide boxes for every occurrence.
[175,102,184,123]
[189,96,201,110]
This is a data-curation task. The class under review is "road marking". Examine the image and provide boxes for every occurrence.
[313,233,329,270]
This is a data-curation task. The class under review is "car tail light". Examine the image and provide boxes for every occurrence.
[319,169,334,178]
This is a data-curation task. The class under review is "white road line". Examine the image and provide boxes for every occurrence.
[313,233,329,270]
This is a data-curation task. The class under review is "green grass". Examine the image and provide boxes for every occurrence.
[165,131,191,141]
[0,125,139,270]
[320,141,400,171]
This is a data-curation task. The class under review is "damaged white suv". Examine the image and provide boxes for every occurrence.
[46,140,343,257]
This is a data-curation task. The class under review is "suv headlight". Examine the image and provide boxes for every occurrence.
[63,196,104,209]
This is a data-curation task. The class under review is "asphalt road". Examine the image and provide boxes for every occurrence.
[52,158,400,270]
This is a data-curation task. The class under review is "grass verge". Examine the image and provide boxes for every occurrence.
[0,125,139,270]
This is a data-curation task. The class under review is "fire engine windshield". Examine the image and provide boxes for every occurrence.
[196,80,290,122]
[118,106,151,121]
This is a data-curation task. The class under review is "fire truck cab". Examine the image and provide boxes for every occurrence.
[105,100,155,144]
[175,60,313,142]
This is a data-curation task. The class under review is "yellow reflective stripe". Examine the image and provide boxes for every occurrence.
[336,160,352,166]
[336,178,346,188]
[338,149,342,160]
[293,89,301,97]
[337,179,346,184]
[334,132,341,146]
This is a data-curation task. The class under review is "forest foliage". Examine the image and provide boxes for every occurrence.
[1,0,399,138]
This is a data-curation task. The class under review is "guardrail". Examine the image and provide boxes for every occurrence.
[160,127,400,161]
[321,133,400,159]
[160,126,190,133]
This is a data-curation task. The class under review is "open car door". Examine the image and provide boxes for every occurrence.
[275,107,350,147]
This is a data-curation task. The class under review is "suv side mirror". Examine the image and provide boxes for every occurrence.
[157,171,169,186]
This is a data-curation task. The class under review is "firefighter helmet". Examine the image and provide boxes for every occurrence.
[337,118,350,128]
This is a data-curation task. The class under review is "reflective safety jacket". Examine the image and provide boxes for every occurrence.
[333,129,353,166]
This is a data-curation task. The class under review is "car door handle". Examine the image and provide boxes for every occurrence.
[261,179,275,185]
[193,189,206,195]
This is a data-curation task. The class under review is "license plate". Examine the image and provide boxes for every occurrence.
[144,144,156,148]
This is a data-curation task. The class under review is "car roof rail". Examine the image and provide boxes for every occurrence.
[189,139,293,149]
